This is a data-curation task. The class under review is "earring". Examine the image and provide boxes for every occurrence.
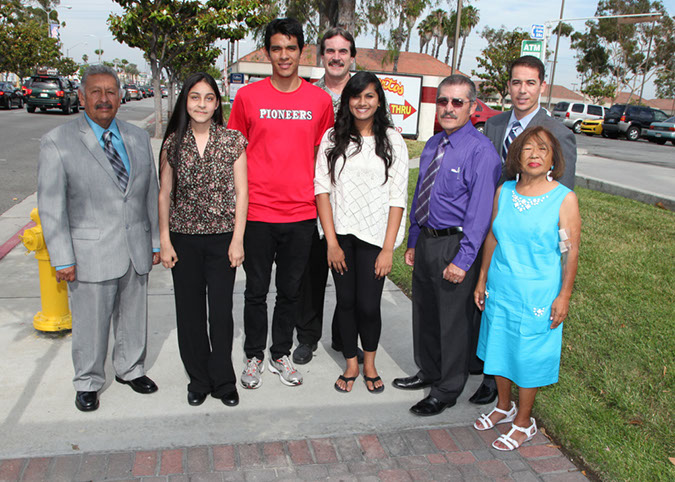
[546,167,554,182]
[515,173,520,182]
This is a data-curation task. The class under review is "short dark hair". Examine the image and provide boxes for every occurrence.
[505,126,565,180]
[437,74,476,102]
[319,27,357,57]
[264,18,304,53]
[509,56,545,83]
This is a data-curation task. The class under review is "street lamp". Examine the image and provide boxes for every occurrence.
[86,34,103,64]
[66,41,87,59]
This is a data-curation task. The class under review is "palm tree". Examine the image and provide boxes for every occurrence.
[444,11,456,64]
[366,0,387,50]
[403,0,429,52]
[418,17,433,54]
[457,5,480,70]
[430,9,448,59]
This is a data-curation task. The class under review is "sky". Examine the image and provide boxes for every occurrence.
[51,0,675,99]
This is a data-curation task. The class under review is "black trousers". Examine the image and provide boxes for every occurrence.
[412,229,481,403]
[243,220,315,360]
[332,234,385,359]
[170,232,236,397]
[296,227,341,347]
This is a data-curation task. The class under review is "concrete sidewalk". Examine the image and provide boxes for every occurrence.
[0,129,586,480]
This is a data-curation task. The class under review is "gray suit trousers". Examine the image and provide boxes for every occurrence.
[69,264,148,391]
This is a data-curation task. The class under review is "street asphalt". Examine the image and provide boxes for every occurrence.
[3,115,671,479]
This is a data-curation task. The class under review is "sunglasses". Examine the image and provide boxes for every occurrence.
[436,97,472,108]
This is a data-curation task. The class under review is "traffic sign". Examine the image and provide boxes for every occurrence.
[531,24,544,39]
[521,40,544,61]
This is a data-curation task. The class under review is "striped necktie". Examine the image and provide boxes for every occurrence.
[502,121,522,162]
[414,136,450,227]
[103,130,128,191]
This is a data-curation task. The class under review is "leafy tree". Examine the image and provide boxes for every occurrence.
[581,74,617,103]
[81,54,88,63]
[109,0,267,138]
[654,68,674,99]
[94,49,104,63]
[54,56,78,76]
[472,26,529,109]
[0,4,60,79]
[571,0,674,102]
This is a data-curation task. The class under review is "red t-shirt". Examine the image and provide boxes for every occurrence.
[227,78,334,222]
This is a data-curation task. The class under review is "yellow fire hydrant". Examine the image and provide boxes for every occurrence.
[20,208,72,332]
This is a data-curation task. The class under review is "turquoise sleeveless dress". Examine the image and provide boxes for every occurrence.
[477,180,571,388]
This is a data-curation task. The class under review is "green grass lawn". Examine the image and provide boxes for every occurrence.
[390,170,675,481]
[404,139,426,160]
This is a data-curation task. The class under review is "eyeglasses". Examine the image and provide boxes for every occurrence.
[436,97,473,108]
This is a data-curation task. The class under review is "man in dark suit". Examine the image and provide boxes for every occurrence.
[38,65,161,412]
[469,55,577,405]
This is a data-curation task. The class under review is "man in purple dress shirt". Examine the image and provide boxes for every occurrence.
[392,75,501,416]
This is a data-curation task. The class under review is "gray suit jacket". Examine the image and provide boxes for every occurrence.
[484,108,577,189]
[38,115,159,283]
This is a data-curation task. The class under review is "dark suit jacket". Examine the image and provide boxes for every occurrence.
[484,108,577,190]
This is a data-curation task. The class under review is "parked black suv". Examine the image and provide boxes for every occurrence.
[0,82,25,109]
[603,104,669,141]
[24,75,79,114]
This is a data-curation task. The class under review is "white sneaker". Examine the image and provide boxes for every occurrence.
[268,355,303,386]
[241,357,264,389]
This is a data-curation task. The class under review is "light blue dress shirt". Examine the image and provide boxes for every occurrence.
[502,106,541,145]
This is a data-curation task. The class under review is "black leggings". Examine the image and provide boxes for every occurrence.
[170,232,236,397]
[332,234,385,359]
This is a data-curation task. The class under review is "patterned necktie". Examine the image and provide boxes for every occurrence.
[502,121,522,162]
[414,136,450,227]
[103,130,128,191]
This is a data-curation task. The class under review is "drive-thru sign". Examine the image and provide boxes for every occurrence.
[372,72,422,138]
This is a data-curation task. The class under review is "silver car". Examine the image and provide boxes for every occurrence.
[553,102,606,134]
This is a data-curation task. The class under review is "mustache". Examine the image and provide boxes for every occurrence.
[440,113,458,119]
[328,60,345,67]
[95,102,113,110]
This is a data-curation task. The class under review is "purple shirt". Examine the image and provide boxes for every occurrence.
[408,122,501,270]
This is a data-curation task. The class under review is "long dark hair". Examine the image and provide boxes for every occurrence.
[160,72,223,199]
[326,71,394,185]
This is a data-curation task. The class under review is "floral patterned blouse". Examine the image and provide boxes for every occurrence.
[164,122,247,234]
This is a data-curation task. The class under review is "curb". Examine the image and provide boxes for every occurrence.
[575,175,674,211]
[0,220,35,261]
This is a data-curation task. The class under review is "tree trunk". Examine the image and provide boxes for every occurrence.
[375,28,379,50]
[337,0,355,33]
[445,45,451,64]
[457,35,467,70]
[168,78,176,120]
[150,57,163,139]
[405,25,412,52]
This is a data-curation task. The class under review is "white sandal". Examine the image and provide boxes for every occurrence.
[491,418,537,451]
[473,401,518,431]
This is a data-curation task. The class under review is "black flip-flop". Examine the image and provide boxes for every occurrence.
[334,374,358,393]
[364,376,384,393]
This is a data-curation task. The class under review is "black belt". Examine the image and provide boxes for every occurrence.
[422,226,463,237]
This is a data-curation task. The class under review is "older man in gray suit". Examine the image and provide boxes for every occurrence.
[38,65,160,412]
[469,55,576,405]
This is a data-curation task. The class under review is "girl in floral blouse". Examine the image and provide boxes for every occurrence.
[158,72,248,408]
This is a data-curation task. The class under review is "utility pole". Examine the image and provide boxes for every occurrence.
[451,0,462,74]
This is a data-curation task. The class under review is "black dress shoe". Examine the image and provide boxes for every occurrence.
[187,391,207,406]
[75,391,99,412]
[292,343,318,365]
[220,389,239,407]
[392,375,432,390]
[410,395,456,416]
[115,375,158,394]
[469,381,498,405]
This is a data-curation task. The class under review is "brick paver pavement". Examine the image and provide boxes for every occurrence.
[0,424,586,481]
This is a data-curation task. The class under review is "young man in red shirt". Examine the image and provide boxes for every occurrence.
[228,18,334,389]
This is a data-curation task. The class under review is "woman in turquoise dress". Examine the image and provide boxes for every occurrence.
[472,126,581,451]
